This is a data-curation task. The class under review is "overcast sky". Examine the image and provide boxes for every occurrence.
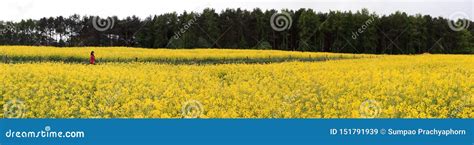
[1,0,472,22]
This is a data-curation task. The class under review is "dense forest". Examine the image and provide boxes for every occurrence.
[1,8,473,54]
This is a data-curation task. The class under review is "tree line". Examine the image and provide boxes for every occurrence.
[1,8,473,54]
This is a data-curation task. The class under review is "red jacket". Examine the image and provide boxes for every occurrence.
[90,55,95,64]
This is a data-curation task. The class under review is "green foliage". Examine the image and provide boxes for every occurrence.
[0,8,473,54]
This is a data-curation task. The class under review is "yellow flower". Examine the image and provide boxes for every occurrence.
[1,46,472,118]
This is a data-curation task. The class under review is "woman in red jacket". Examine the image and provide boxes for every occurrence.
[90,51,95,65]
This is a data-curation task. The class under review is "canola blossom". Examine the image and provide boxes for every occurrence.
[0,47,473,118]
[0,46,366,63]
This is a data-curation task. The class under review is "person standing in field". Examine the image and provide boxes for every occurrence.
[90,51,95,65]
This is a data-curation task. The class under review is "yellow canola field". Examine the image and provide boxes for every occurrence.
[1,53,472,118]
[0,46,363,62]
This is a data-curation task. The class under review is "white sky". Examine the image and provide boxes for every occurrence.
[1,0,473,22]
